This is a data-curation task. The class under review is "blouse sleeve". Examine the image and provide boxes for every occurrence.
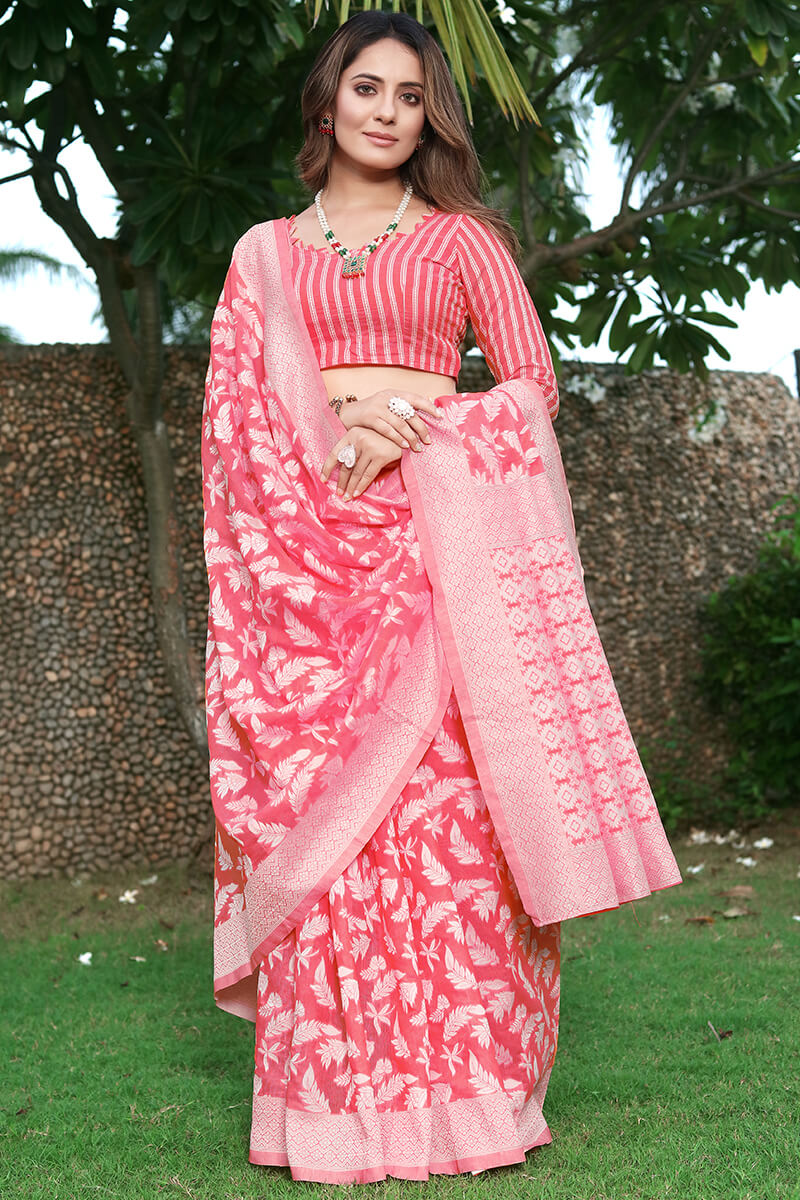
[454,213,559,420]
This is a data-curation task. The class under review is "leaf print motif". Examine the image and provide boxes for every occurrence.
[420,842,451,887]
[464,922,501,966]
[310,959,335,1008]
[468,1050,503,1095]
[215,838,233,872]
[392,1018,410,1058]
[444,945,479,992]
[210,582,235,631]
[210,759,249,797]
[420,900,451,937]
[443,1005,482,1040]
[376,1075,407,1105]
[286,754,327,814]
[245,817,289,850]
[299,1064,331,1112]
[449,821,485,865]
[318,1037,349,1067]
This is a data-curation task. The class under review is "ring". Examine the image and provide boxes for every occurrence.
[337,443,357,469]
[388,395,416,421]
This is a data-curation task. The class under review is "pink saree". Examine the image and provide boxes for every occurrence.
[202,218,681,1181]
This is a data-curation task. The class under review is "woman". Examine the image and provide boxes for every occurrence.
[201,10,682,1185]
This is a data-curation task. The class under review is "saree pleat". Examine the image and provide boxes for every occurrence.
[249,687,561,1184]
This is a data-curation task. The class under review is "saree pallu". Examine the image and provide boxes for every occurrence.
[202,218,682,1182]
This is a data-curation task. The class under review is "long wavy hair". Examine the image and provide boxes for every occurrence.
[294,11,520,258]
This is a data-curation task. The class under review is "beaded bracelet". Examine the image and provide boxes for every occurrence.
[328,393,358,416]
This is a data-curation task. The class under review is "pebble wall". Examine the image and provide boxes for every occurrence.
[1,344,797,880]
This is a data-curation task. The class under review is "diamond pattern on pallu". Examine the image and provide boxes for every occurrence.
[489,537,656,844]
[250,690,561,1182]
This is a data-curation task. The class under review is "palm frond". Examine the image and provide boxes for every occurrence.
[309,0,538,127]
[0,249,88,287]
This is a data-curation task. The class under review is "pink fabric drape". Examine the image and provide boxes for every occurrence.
[202,218,681,1027]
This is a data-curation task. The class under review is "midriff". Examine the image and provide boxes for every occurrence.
[320,364,458,406]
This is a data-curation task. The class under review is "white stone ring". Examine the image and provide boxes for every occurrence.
[337,443,357,469]
[388,395,416,421]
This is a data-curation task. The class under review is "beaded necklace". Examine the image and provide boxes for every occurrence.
[314,183,414,278]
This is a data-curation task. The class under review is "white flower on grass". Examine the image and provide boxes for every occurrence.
[71,877,86,887]
[792,916,800,923]
[689,830,711,844]
[752,837,774,850]
[130,955,147,962]
[658,914,672,922]
[735,856,758,868]
[686,863,705,875]
[119,888,139,904]
[77,951,93,966]
[708,81,736,108]
[139,874,159,886]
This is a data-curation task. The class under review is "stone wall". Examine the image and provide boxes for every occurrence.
[1,344,797,879]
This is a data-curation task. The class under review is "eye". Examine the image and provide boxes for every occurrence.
[354,83,421,105]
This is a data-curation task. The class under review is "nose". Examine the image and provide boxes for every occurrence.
[374,90,398,122]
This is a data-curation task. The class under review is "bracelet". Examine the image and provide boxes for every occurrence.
[328,393,358,416]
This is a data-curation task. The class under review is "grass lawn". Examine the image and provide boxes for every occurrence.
[1,812,798,1200]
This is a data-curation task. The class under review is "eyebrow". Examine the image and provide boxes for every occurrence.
[349,72,424,89]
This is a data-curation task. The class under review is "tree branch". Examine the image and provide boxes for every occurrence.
[524,162,800,273]
[619,22,727,211]
[0,166,34,185]
[61,68,137,203]
[532,0,671,109]
[737,191,800,222]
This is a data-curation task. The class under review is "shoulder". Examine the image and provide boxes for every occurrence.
[230,218,283,270]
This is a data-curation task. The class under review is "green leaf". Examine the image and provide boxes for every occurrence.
[6,12,39,70]
[686,310,739,328]
[746,35,769,65]
[179,190,211,245]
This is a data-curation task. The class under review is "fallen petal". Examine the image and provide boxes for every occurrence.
[686,863,706,875]
[735,856,758,868]
[752,837,774,850]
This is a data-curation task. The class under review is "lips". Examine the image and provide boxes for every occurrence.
[364,132,398,145]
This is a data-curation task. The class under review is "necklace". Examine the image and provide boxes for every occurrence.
[314,183,414,278]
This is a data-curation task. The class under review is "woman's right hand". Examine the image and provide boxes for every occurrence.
[338,388,441,450]
[321,426,405,500]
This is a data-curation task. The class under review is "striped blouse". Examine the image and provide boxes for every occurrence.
[287,208,559,419]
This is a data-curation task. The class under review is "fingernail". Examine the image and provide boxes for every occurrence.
[423,435,431,443]
[402,439,410,448]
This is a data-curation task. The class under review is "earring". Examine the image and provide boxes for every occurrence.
[416,130,426,149]
[318,113,334,136]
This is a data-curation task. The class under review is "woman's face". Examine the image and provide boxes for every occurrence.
[331,38,426,171]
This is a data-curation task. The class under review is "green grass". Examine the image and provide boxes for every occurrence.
[1,812,799,1200]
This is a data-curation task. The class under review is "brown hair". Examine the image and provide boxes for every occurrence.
[294,11,521,258]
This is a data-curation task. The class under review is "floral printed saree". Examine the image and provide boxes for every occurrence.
[201,218,681,1182]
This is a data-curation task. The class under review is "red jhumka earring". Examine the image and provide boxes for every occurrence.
[318,113,334,136]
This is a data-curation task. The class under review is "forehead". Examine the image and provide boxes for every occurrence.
[345,38,423,81]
